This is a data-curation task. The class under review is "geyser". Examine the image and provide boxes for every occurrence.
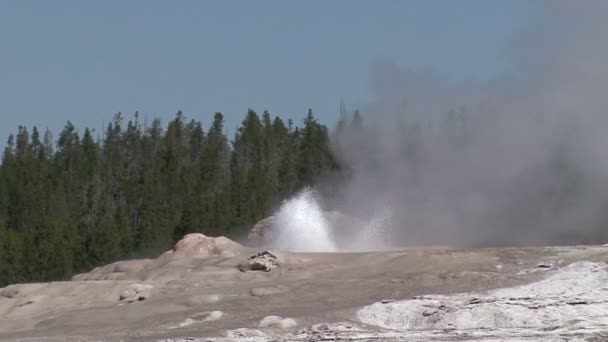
[271,188,337,252]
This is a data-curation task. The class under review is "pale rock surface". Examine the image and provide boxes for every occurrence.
[358,261,608,338]
[119,283,153,302]
[4,244,608,341]
[163,233,242,258]
[259,315,297,329]
[0,285,21,299]
[170,310,224,329]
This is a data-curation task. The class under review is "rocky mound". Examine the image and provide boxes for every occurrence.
[72,233,244,281]
[0,233,254,332]
[161,233,243,258]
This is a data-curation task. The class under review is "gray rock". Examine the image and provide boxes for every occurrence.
[119,283,153,303]
[239,251,279,272]
[225,328,267,338]
[191,310,224,322]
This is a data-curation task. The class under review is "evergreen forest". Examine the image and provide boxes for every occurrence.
[0,109,339,286]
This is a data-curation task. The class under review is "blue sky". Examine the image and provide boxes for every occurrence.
[0,0,538,144]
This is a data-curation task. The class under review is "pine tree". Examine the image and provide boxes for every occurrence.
[202,113,233,234]
[231,109,267,227]
[297,109,338,187]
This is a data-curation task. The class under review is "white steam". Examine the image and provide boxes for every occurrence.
[329,1,608,247]
[271,188,337,252]
[349,206,394,251]
[269,1,608,251]
[269,188,395,252]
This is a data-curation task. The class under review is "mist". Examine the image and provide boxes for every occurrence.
[328,0,608,247]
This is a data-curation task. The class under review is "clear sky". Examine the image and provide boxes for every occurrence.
[0,0,538,145]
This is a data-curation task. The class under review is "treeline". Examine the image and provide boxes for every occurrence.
[0,109,338,286]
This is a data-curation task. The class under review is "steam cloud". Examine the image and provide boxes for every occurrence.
[329,1,608,247]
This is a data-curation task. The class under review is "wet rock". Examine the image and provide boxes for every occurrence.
[119,283,153,303]
[239,251,279,272]
[467,297,482,304]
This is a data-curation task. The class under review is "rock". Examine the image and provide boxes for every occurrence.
[259,315,297,329]
[259,315,283,327]
[239,251,279,272]
[171,311,224,329]
[358,261,608,336]
[225,328,267,338]
[466,297,482,305]
[163,233,242,259]
[14,294,46,308]
[17,298,35,307]
[119,283,153,303]
[278,318,297,329]
[248,216,275,245]
[191,310,224,322]
[0,285,20,298]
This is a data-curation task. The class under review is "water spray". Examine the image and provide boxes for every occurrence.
[271,188,337,252]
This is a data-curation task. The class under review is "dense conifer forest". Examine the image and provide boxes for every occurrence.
[0,109,339,286]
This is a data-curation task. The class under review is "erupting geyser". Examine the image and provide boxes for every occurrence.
[271,188,337,252]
